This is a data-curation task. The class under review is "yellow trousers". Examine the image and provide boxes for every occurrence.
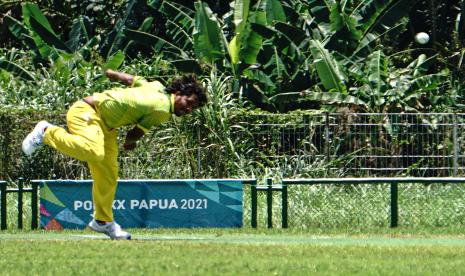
[43,101,118,222]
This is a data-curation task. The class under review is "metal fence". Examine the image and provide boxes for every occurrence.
[0,179,39,230]
[3,177,465,229]
[92,112,465,179]
[4,113,465,229]
[253,178,465,229]
[231,113,465,177]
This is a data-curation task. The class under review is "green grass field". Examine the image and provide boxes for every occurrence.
[1,228,465,275]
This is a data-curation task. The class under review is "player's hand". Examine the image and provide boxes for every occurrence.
[123,140,137,151]
[124,127,144,151]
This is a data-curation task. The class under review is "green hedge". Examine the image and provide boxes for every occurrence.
[0,110,69,181]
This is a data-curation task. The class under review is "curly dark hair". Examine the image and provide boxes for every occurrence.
[165,74,208,107]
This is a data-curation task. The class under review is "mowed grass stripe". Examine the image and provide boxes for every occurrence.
[1,236,465,275]
[1,231,465,246]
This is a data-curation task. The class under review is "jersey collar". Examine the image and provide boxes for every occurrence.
[170,93,175,113]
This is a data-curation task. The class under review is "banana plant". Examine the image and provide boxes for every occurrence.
[0,58,35,81]
[5,3,61,62]
[301,0,418,60]
[99,0,156,60]
[242,0,421,111]
[193,0,283,75]
[124,0,287,108]
[53,0,427,113]
[0,0,20,12]
[194,0,285,109]
[122,0,283,110]
[3,1,154,71]
[193,1,227,64]
[125,1,280,73]
[350,50,449,113]
[124,1,198,69]
[450,0,465,70]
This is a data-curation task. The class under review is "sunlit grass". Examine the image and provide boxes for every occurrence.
[1,228,465,275]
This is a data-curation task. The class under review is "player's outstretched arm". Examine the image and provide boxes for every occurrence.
[105,69,134,86]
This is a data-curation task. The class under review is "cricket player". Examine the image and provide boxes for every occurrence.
[22,69,208,239]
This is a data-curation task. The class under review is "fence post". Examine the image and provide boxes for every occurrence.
[266,178,273,228]
[282,182,288,228]
[390,182,398,227]
[197,127,202,176]
[325,112,330,161]
[251,183,257,228]
[303,114,309,153]
[31,181,38,230]
[18,178,24,229]
[1,181,6,230]
[453,113,458,176]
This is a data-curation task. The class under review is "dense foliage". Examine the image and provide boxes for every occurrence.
[2,0,465,113]
[2,0,465,180]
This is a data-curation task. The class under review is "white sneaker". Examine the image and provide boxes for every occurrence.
[88,219,131,240]
[22,121,52,156]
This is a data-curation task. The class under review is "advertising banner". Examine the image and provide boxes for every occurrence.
[39,179,243,229]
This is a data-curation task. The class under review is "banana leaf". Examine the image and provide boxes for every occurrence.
[161,1,194,49]
[66,16,92,52]
[270,91,366,106]
[458,1,465,42]
[228,0,257,66]
[0,59,35,81]
[309,40,346,92]
[21,3,54,59]
[359,0,417,36]
[242,68,276,92]
[281,4,299,23]
[239,11,266,65]
[251,22,303,61]
[4,15,36,50]
[308,0,333,23]
[232,0,250,36]
[100,0,154,58]
[408,72,449,92]
[103,50,125,70]
[408,54,439,77]
[166,19,193,50]
[193,2,226,63]
[29,17,72,53]
[22,3,55,35]
[125,29,189,59]
[250,23,275,39]
[258,0,286,24]
[161,1,194,22]
[274,22,307,45]
[367,50,386,90]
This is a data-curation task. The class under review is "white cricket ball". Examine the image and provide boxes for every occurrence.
[415,32,429,45]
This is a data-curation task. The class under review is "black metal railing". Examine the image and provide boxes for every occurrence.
[251,177,465,228]
[2,177,464,230]
[0,178,39,230]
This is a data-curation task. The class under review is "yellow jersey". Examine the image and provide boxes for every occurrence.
[92,77,174,133]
